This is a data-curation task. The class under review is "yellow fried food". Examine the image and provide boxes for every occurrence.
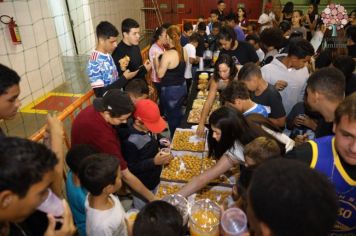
[196,188,232,205]
[156,184,182,199]
[172,130,206,152]
[161,155,202,181]
[191,209,219,227]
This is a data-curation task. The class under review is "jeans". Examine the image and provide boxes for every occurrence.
[161,82,187,138]
[153,82,165,116]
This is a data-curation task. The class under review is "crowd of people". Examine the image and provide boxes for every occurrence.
[0,0,355,235]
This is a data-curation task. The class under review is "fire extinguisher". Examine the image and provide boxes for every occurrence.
[0,15,22,45]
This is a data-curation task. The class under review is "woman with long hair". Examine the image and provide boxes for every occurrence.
[304,4,318,41]
[178,106,291,197]
[279,1,294,23]
[153,25,186,137]
[237,7,249,31]
[196,54,238,136]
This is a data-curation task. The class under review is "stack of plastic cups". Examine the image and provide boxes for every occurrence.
[220,207,247,236]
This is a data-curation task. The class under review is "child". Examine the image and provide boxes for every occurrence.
[243,136,281,167]
[246,34,265,62]
[232,136,281,210]
[291,10,307,39]
[208,9,220,33]
[221,80,269,117]
[124,78,149,104]
[120,99,170,210]
[66,144,98,236]
[180,22,193,47]
[79,153,127,236]
[207,22,221,53]
[184,33,199,93]
[133,201,185,236]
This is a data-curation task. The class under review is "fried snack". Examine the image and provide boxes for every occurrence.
[161,155,202,181]
[197,90,209,99]
[156,183,182,199]
[172,130,206,152]
[196,188,232,205]
[119,55,130,71]
[197,83,208,90]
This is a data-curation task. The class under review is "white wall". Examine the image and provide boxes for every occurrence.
[0,0,145,107]
[0,0,66,107]
[68,0,145,55]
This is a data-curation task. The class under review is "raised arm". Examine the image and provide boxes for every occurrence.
[196,79,219,136]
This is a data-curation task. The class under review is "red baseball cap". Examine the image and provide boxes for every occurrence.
[134,99,167,133]
[265,2,273,9]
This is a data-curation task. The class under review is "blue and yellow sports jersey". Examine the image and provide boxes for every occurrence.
[309,136,356,235]
[87,50,118,89]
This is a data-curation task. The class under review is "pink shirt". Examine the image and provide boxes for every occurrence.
[149,43,165,83]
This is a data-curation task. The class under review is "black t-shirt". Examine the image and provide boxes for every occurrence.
[315,49,332,69]
[180,35,189,47]
[285,142,356,180]
[219,41,259,65]
[346,74,356,96]
[251,84,286,119]
[314,118,334,138]
[112,41,147,80]
[120,126,162,190]
[196,34,206,57]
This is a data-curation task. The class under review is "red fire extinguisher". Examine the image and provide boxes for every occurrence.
[0,15,22,45]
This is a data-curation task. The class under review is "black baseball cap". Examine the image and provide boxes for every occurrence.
[93,89,134,117]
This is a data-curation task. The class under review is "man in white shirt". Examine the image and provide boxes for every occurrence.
[184,33,199,92]
[261,39,314,115]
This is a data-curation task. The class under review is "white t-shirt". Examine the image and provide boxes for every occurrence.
[258,13,274,32]
[224,141,245,164]
[256,48,265,62]
[86,194,127,236]
[261,54,309,115]
[184,43,196,79]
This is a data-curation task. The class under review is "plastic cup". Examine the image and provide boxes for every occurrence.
[159,138,171,148]
[221,208,247,236]
[160,147,171,155]
[37,189,64,217]
[162,194,189,225]
[189,199,221,236]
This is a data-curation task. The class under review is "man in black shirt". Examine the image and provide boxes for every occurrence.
[285,94,356,235]
[306,67,345,138]
[216,0,226,22]
[238,63,286,128]
[112,18,151,83]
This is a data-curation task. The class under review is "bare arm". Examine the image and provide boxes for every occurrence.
[154,51,176,79]
[46,114,65,197]
[269,116,286,129]
[177,156,234,198]
[196,80,218,136]
[121,168,155,202]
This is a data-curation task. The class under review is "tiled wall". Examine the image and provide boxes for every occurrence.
[0,0,66,107]
[0,0,145,107]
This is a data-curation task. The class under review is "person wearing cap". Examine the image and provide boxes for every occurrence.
[120,99,171,209]
[258,2,275,33]
[71,89,155,203]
